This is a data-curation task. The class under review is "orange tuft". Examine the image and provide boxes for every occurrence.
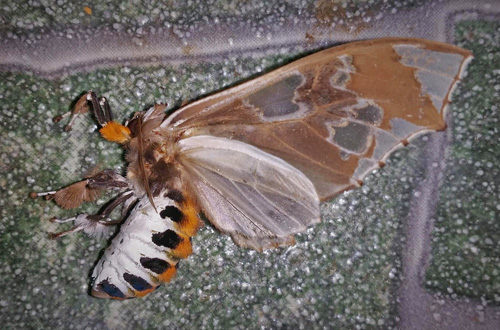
[158,266,177,282]
[99,121,131,144]
[83,6,92,15]
[175,197,203,237]
[171,234,193,259]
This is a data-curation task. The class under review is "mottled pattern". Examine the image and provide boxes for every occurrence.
[165,38,471,200]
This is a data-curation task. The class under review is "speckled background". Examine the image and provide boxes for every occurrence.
[0,1,499,329]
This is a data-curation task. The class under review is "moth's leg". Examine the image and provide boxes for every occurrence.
[48,224,84,239]
[90,189,136,223]
[53,92,91,132]
[54,91,132,147]
[31,169,133,238]
[52,91,114,132]
[86,169,129,190]
[30,169,129,209]
[49,190,136,239]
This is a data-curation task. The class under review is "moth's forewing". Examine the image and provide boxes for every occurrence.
[165,38,472,200]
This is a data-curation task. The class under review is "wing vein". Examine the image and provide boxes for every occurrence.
[269,129,355,178]
[230,167,305,232]
[245,181,306,228]
[188,147,317,200]
[187,164,270,236]
[226,175,287,233]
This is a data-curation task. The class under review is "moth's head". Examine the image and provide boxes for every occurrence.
[89,92,165,144]
[84,91,132,144]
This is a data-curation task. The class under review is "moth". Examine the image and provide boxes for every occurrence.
[32,38,472,299]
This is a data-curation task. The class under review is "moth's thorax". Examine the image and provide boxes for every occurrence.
[126,127,183,196]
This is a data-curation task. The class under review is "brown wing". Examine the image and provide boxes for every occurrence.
[162,38,472,200]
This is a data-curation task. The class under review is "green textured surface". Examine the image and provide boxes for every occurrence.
[426,20,500,303]
[0,0,429,35]
[1,1,499,329]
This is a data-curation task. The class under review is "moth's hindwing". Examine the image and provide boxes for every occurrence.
[91,191,201,299]
[165,37,473,200]
[178,135,320,251]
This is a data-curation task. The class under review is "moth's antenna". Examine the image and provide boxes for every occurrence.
[87,91,107,126]
[100,97,113,122]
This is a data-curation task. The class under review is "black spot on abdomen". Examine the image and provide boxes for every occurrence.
[160,205,183,222]
[140,257,171,274]
[123,273,153,291]
[97,279,125,298]
[152,229,182,249]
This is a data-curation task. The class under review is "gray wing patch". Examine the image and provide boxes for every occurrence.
[394,44,467,111]
[393,44,465,78]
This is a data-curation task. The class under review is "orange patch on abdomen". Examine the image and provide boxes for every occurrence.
[158,265,177,282]
[171,234,193,259]
[176,197,203,237]
[134,286,158,298]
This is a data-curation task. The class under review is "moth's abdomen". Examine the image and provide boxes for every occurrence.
[91,191,202,299]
